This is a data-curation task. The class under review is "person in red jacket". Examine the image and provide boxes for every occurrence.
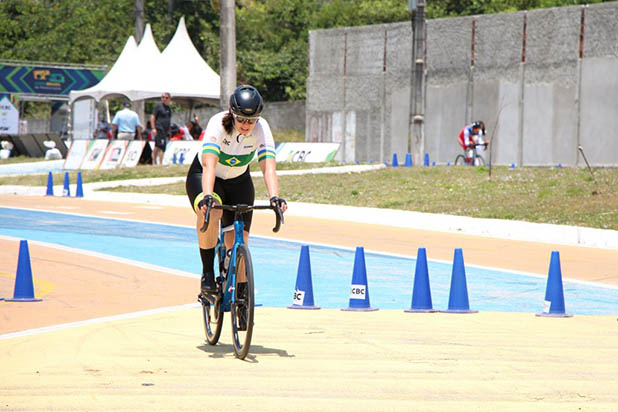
[458,121,487,163]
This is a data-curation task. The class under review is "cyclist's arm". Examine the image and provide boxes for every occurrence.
[200,119,224,205]
[258,158,287,213]
[201,152,218,202]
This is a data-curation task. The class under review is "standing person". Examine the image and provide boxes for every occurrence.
[151,92,172,165]
[185,85,287,294]
[111,101,142,140]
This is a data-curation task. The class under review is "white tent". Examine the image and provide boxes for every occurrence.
[127,23,163,99]
[69,35,138,103]
[159,17,220,103]
[69,19,220,105]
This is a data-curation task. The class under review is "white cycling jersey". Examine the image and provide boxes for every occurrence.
[199,111,276,179]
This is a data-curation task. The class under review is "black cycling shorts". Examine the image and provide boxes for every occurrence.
[185,154,255,232]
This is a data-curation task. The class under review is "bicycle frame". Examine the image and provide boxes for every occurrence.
[219,218,245,312]
[456,143,486,166]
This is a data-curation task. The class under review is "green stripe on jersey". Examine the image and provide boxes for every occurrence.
[218,150,256,167]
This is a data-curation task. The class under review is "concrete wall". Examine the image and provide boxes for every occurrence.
[306,23,412,163]
[307,3,618,166]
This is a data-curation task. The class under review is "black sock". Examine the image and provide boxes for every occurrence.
[199,248,215,274]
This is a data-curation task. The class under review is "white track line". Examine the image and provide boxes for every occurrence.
[0,302,199,341]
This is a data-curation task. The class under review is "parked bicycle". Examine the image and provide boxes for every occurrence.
[455,142,487,166]
[198,202,283,359]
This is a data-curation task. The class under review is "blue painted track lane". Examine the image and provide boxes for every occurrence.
[1,206,615,315]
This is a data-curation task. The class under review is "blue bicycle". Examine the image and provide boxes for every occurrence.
[198,203,283,359]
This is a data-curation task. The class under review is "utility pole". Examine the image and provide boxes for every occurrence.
[219,0,237,110]
[135,0,145,43]
[408,0,426,165]
[134,0,146,127]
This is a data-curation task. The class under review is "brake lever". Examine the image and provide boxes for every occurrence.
[199,203,212,233]
[272,206,283,233]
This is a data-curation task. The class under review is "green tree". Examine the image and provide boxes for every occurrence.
[0,0,605,103]
[0,0,132,65]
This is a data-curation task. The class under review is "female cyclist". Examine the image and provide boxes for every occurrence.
[185,85,287,293]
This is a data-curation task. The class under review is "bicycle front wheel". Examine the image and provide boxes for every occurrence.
[454,154,467,165]
[202,293,223,345]
[474,154,485,166]
[230,244,255,360]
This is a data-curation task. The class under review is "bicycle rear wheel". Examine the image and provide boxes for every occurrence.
[230,244,255,360]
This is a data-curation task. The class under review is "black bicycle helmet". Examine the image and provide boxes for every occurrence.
[229,85,263,117]
[472,121,481,129]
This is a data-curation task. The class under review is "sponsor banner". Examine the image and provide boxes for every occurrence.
[63,139,89,170]
[0,97,19,134]
[162,141,201,166]
[0,64,104,96]
[121,141,146,168]
[275,142,339,163]
[81,139,109,170]
[99,140,129,170]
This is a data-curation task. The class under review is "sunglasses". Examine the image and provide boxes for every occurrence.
[161,95,170,100]
[234,114,259,125]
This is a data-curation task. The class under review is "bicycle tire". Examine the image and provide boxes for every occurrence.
[474,154,485,167]
[202,293,223,345]
[230,244,255,360]
[202,241,225,345]
[454,154,467,166]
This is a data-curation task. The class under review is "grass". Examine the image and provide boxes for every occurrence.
[1,158,617,230]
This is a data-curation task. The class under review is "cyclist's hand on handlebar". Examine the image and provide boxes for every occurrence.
[198,194,215,233]
[269,196,286,232]
[270,196,287,213]
[198,194,214,212]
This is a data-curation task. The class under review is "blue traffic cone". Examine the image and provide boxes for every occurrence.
[405,248,436,313]
[442,248,477,313]
[423,153,429,166]
[45,172,54,196]
[404,153,412,167]
[342,247,379,312]
[75,171,84,198]
[392,153,399,167]
[62,171,71,197]
[6,240,42,302]
[536,251,572,317]
[288,245,320,310]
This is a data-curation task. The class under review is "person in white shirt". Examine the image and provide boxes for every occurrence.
[111,101,142,140]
